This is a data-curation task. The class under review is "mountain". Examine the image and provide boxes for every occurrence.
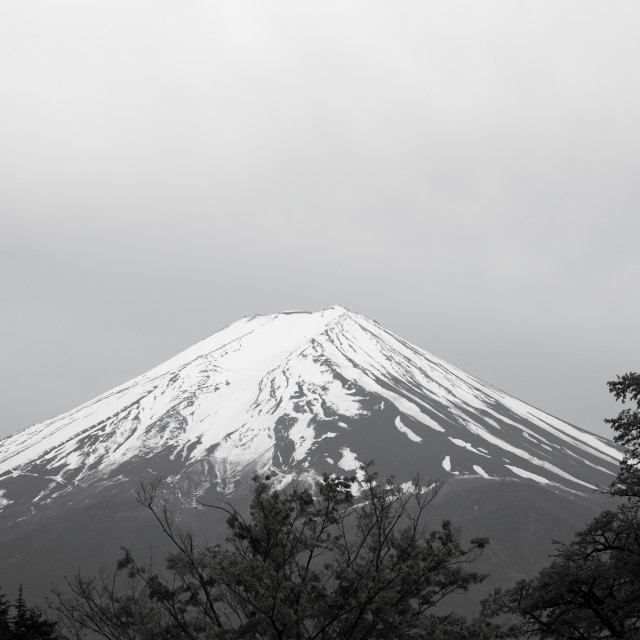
[0,306,622,609]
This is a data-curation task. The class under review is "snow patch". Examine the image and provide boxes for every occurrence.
[338,447,360,471]
[442,456,451,472]
[459,420,597,489]
[0,489,11,509]
[395,416,422,442]
[400,481,414,492]
[472,465,490,478]
[288,416,317,463]
[505,465,551,485]
[268,469,323,492]
[319,346,446,433]
[448,437,491,457]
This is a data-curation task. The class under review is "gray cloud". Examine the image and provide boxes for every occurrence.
[1,1,639,439]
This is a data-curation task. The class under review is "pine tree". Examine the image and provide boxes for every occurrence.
[11,586,28,640]
[0,589,12,640]
[6,586,60,640]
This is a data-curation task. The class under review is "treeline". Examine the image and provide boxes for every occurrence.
[0,585,59,640]
[5,373,640,638]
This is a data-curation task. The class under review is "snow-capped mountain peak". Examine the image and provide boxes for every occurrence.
[0,307,621,515]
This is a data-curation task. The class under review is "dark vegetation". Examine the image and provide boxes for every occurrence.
[5,372,640,638]
[51,466,502,639]
[0,585,59,639]
[483,372,640,639]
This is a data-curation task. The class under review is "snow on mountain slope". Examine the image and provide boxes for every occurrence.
[0,306,621,514]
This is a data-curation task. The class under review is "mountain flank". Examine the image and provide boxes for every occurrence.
[0,306,621,608]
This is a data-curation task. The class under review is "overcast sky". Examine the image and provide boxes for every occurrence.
[1,1,639,441]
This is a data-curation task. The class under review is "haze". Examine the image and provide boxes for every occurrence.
[1,1,639,440]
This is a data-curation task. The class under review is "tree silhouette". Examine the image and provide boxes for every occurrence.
[483,373,640,639]
[0,589,11,640]
[606,372,640,499]
[53,464,499,639]
[0,586,59,640]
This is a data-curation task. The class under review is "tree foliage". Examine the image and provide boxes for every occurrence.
[0,586,59,640]
[606,372,640,499]
[484,501,640,639]
[0,590,11,640]
[483,372,640,639]
[53,465,495,640]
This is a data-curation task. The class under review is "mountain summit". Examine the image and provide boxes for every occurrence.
[0,307,623,608]
[0,306,620,517]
